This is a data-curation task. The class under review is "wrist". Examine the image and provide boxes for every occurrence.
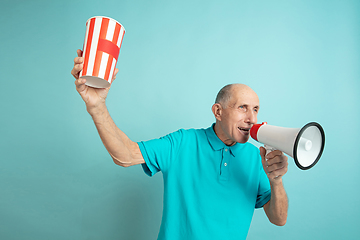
[87,103,107,118]
[269,177,283,187]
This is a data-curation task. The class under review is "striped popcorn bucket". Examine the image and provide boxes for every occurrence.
[80,16,125,88]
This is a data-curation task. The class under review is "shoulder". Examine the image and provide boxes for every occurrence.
[165,127,206,138]
[160,127,207,145]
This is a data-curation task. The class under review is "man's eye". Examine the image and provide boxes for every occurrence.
[239,106,246,111]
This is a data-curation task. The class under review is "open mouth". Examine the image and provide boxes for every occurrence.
[238,127,250,135]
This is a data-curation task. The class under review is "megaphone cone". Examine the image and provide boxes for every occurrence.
[250,122,325,170]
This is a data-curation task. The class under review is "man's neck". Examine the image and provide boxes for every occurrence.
[213,122,236,146]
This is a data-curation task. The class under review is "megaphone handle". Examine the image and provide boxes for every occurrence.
[264,144,277,157]
[264,144,281,179]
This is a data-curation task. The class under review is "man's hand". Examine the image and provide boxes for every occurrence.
[260,147,288,183]
[71,49,119,115]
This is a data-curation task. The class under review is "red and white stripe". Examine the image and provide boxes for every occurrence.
[80,16,125,84]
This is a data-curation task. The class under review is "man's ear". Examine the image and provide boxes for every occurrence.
[212,103,222,121]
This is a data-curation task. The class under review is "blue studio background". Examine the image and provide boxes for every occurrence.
[1,0,359,239]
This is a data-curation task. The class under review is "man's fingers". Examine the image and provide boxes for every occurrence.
[73,61,83,70]
[73,49,87,96]
[75,77,86,87]
[72,50,84,78]
[75,78,87,93]
[266,151,287,165]
[260,146,266,159]
[74,49,84,66]
[112,68,119,82]
[71,63,83,78]
[265,150,282,160]
[74,57,84,65]
[260,147,288,179]
[266,161,287,173]
[71,55,84,79]
[77,49,83,58]
[265,156,288,179]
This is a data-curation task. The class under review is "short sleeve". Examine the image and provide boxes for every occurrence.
[255,157,271,208]
[137,129,184,177]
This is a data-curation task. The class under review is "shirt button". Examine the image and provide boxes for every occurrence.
[224,163,227,166]
[225,149,228,152]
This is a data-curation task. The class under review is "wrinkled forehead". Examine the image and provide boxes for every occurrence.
[228,85,259,107]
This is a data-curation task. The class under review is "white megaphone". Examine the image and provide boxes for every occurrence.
[250,122,325,170]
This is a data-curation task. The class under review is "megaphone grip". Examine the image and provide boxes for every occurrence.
[264,145,276,159]
[263,145,281,179]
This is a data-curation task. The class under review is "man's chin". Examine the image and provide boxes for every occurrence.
[237,136,250,144]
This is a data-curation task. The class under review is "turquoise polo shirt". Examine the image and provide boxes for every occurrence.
[138,124,271,240]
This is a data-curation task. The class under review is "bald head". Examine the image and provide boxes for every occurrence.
[215,84,258,108]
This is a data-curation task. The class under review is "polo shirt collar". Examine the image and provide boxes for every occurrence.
[205,123,244,157]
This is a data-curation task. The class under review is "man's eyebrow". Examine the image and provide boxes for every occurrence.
[234,103,259,109]
[242,104,259,108]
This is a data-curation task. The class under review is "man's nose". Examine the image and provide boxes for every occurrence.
[246,111,257,124]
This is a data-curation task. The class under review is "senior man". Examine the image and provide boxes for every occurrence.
[71,49,288,240]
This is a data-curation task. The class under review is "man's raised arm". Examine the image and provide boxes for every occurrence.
[71,49,145,167]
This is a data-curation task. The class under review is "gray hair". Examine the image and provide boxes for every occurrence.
[215,84,235,108]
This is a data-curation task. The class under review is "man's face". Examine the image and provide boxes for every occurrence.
[215,85,259,146]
